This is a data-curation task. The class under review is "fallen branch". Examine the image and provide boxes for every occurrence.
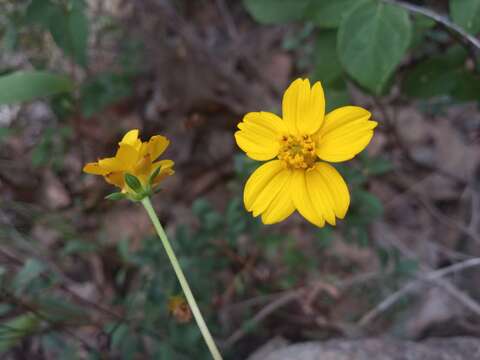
[358,257,480,326]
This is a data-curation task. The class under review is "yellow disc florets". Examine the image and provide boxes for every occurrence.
[278,134,317,169]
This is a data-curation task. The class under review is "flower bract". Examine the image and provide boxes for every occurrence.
[234,78,377,227]
[83,129,174,194]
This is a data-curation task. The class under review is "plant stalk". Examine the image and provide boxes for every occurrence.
[141,197,223,360]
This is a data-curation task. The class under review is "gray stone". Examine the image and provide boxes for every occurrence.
[248,338,480,360]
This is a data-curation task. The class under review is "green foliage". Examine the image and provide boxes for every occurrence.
[410,14,435,49]
[12,259,45,295]
[26,0,89,66]
[80,72,133,117]
[245,0,479,105]
[338,1,412,94]
[0,0,137,120]
[335,154,392,247]
[311,30,350,110]
[31,126,72,170]
[0,71,73,105]
[0,128,12,144]
[105,192,128,201]
[312,30,342,86]
[306,0,368,28]
[243,0,311,24]
[403,46,480,102]
[450,0,480,35]
[0,313,41,352]
[124,174,143,194]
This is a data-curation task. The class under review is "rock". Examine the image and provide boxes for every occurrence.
[247,337,289,360]
[405,287,466,339]
[247,337,480,360]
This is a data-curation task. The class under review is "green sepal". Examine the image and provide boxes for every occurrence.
[148,166,161,187]
[105,192,127,201]
[124,173,143,194]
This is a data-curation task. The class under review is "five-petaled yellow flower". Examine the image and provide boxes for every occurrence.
[234,78,377,227]
[83,129,174,193]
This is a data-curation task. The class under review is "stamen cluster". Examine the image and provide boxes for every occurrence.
[278,134,316,170]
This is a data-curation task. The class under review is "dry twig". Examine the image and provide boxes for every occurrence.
[359,257,480,326]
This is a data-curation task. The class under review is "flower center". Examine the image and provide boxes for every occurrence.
[278,134,316,170]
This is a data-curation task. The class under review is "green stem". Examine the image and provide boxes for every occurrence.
[141,197,223,360]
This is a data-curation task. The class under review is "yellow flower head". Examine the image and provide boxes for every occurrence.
[234,78,377,227]
[83,129,174,194]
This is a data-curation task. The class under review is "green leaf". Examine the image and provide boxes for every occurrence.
[243,0,310,24]
[403,47,468,99]
[338,1,412,94]
[0,128,11,144]
[124,173,143,193]
[2,21,18,51]
[148,166,161,186]
[311,31,350,110]
[351,190,383,223]
[324,77,350,112]
[410,13,436,49]
[105,192,127,201]
[61,239,99,255]
[453,70,480,102]
[0,313,41,352]
[50,0,89,67]
[363,155,394,176]
[312,30,343,85]
[12,258,45,294]
[25,0,57,26]
[306,0,368,28]
[0,71,74,105]
[403,58,457,98]
[37,297,86,323]
[192,198,214,218]
[450,0,480,34]
[395,258,419,277]
[26,0,89,66]
[80,72,132,117]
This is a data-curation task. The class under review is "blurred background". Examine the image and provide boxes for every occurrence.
[0,0,479,359]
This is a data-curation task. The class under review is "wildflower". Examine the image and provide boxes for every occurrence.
[84,130,222,359]
[168,295,192,324]
[234,78,377,227]
[83,129,174,195]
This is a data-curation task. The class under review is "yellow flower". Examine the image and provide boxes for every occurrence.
[83,129,174,193]
[234,78,377,227]
[168,295,192,324]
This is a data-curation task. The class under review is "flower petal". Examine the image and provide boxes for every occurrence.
[309,163,350,220]
[315,106,377,162]
[83,162,109,175]
[153,159,174,171]
[243,160,285,213]
[261,173,295,224]
[291,170,325,227]
[151,159,175,186]
[120,129,139,146]
[305,167,337,225]
[115,144,139,169]
[235,112,286,161]
[282,78,325,135]
[104,172,125,189]
[98,157,123,172]
[147,135,170,160]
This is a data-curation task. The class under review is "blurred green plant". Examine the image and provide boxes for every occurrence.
[244,0,480,104]
[25,0,89,67]
[31,125,72,170]
[0,0,138,114]
[0,71,73,105]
